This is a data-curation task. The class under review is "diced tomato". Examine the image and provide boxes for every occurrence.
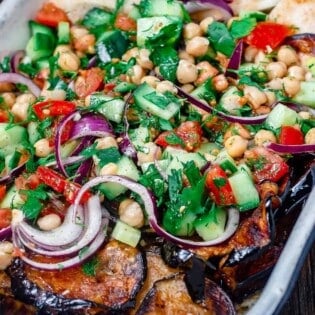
[33,100,76,120]
[155,131,172,148]
[205,165,235,206]
[0,209,11,229]
[49,118,75,146]
[104,82,116,93]
[279,126,304,145]
[244,147,289,183]
[36,166,92,204]
[0,110,9,122]
[0,185,6,201]
[244,22,294,50]
[114,13,137,31]
[75,67,104,99]
[35,2,69,28]
[40,204,65,220]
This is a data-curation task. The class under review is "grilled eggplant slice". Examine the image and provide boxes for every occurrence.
[136,273,236,315]
[7,240,146,314]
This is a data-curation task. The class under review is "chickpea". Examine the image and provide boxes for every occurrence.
[58,51,81,71]
[254,50,269,64]
[122,47,139,62]
[54,45,72,55]
[212,74,228,92]
[11,93,36,121]
[176,60,198,84]
[244,46,259,62]
[0,82,14,93]
[255,105,271,115]
[181,84,195,93]
[100,162,119,176]
[1,92,15,107]
[156,80,177,94]
[283,76,301,97]
[74,34,96,54]
[137,48,153,70]
[140,75,160,88]
[277,46,298,66]
[41,89,66,101]
[34,138,53,157]
[95,136,118,149]
[224,135,248,158]
[266,61,287,80]
[254,129,277,146]
[178,50,195,64]
[199,16,214,34]
[224,123,251,142]
[299,111,311,120]
[265,90,276,106]
[0,241,13,270]
[127,64,145,85]
[186,36,209,57]
[37,214,61,231]
[243,85,267,109]
[195,61,218,85]
[266,78,283,90]
[70,25,89,39]
[288,65,305,81]
[137,142,161,165]
[183,22,202,40]
[118,198,144,228]
[305,128,315,144]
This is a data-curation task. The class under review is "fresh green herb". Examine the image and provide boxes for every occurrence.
[213,177,227,188]
[102,58,136,81]
[246,156,267,171]
[0,158,5,174]
[16,83,28,93]
[230,17,257,39]
[143,92,170,109]
[0,56,10,73]
[82,257,99,276]
[8,151,22,170]
[159,118,173,131]
[165,133,185,147]
[183,160,202,187]
[301,118,315,135]
[18,62,38,77]
[168,168,183,202]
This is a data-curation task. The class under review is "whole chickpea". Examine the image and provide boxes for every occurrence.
[298,111,311,120]
[54,45,71,55]
[137,142,162,165]
[199,16,214,34]
[266,78,283,90]
[11,93,36,121]
[140,75,160,88]
[224,135,248,158]
[181,84,195,93]
[277,46,298,66]
[195,61,218,85]
[58,51,81,71]
[37,214,62,231]
[122,47,139,62]
[254,129,277,146]
[1,92,15,107]
[95,136,118,149]
[118,198,144,228]
[41,89,66,101]
[212,74,229,92]
[254,50,269,64]
[137,48,153,70]
[156,80,177,94]
[283,76,301,97]
[0,241,13,270]
[176,60,198,84]
[243,85,267,109]
[288,65,305,81]
[183,22,202,40]
[178,50,195,64]
[34,138,53,157]
[186,36,209,57]
[266,61,287,80]
[99,162,118,176]
[127,64,145,85]
[305,128,315,144]
[244,46,259,62]
[264,90,276,106]
[224,123,251,142]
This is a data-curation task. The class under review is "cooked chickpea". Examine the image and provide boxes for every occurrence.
[95,136,118,149]
[54,45,71,55]
[127,64,145,85]
[305,128,315,144]
[0,241,13,270]
[37,214,62,231]
[11,93,36,121]
[244,46,259,62]
[70,25,89,39]
[176,60,198,84]
[58,51,81,71]
[224,123,251,142]
[243,85,267,109]
[181,84,194,93]
[298,111,311,120]
[156,80,177,94]
[254,50,269,64]
[34,138,53,157]
[195,61,218,85]
[140,75,160,88]
[283,76,301,97]
[186,36,209,57]
[277,46,298,66]
[199,16,214,34]
[183,22,202,39]
[224,135,248,158]
[212,74,229,92]
[255,106,271,115]
[254,129,277,146]
[288,65,305,81]
[265,90,276,106]
[178,50,195,64]
[41,89,66,101]
[118,198,144,228]
[266,78,283,90]
[137,48,153,70]
[122,47,139,62]
[100,162,119,176]
[266,61,287,80]
[137,142,161,165]
[1,92,15,107]
[74,34,96,54]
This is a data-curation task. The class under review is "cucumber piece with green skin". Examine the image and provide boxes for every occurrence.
[219,86,243,114]
[228,169,260,211]
[141,159,169,173]
[139,0,186,18]
[58,21,70,44]
[134,83,180,120]
[111,220,141,247]
[292,81,315,108]
[194,206,227,241]
[196,142,221,155]
[82,7,113,29]
[129,126,151,148]
[99,156,140,200]
[215,150,238,174]
[0,185,24,209]
[27,121,41,145]
[191,79,216,102]
[265,103,299,130]
[0,124,27,151]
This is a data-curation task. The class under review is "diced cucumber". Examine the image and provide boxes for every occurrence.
[163,209,196,236]
[0,185,24,209]
[114,82,137,93]
[141,159,169,173]
[292,81,315,108]
[139,0,185,18]
[35,58,50,70]
[111,220,141,247]
[237,163,252,177]
[129,126,151,148]
[265,103,299,130]
[99,156,140,200]
[90,93,125,123]
[306,57,315,76]
[0,124,27,150]
[82,7,112,30]
[219,86,243,114]
[134,83,180,120]
[196,142,221,155]
[27,121,41,145]
[191,79,216,102]
[194,206,227,241]
[215,150,238,174]
[61,140,79,158]
[26,36,54,61]
[58,21,70,44]
[137,16,182,47]
[5,151,21,171]
[228,170,260,211]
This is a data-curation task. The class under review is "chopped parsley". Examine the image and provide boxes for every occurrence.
[82,257,99,276]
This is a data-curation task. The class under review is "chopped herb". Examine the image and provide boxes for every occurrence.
[246,156,267,171]
[183,161,203,186]
[213,177,227,188]
[159,118,173,131]
[18,62,38,77]
[230,17,257,39]
[143,91,170,109]
[165,133,185,147]
[82,257,99,276]
[0,56,11,73]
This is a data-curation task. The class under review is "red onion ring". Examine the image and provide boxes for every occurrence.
[0,72,40,97]
[73,175,240,248]
[0,161,26,185]
[225,39,244,79]
[266,142,315,154]
[10,50,25,73]
[0,226,12,240]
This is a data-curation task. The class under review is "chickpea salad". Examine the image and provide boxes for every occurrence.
[0,0,315,312]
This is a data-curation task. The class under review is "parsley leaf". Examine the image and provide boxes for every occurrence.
[230,17,257,39]
[143,92,170,109]
[0,56,11,73]
[82,257,99,276]
[165,133,185,147]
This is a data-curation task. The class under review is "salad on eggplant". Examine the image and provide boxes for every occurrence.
[0,0,314,314]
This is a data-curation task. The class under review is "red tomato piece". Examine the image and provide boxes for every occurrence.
[205,165,235,206]
[176,121,203,152]
[244,22,294,50]
[0,110,9,123]
[35,2,69,28]
[0,209,11,229]
[75,67,104,99]
[279,126,304,145]
[49,118,75,146]
[0,185,6,201]
[33,100,76,120]
[155,131,172,148]
[114,13,137,31]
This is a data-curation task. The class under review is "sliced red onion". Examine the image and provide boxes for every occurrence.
[0,226,12,240]
[183,0,233,21]
[73,175,240,248]
[44,155,86,168]
[73,158,93,184]
[284,33,315,54]
[87,55,98,69]
[266,142,315,154]
[225,40,244,79]
[10,50,25,73]
[0,73,40,97]
[18,205,84,249]
[17,218,108,270]
[0,161,26,185]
